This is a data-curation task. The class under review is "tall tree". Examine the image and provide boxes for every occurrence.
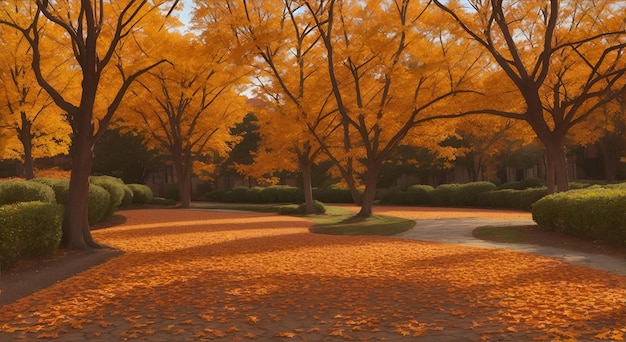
[306,0,484,216]
[195,0,340,214]
[0,22,71,179]
[127,31,247,207]
[0,0,175,249]
[433,0,626,192]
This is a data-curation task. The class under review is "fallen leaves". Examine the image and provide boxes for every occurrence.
[1,208,625,341]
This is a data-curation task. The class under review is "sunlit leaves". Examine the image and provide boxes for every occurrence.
[1,208,625,341]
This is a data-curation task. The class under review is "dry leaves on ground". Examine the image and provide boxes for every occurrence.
[1,208,625,341]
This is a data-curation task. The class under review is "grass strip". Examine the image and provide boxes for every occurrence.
[472,226,525,243]
[198,204,415,236]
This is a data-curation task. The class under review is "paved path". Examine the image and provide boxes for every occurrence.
[396,217,626,276]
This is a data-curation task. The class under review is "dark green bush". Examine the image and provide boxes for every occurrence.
[128,184,154,204]
[313,187,355,203]
[498,178,545,190]
[120,184,134,207]
[378,188,407,205]
[90,176,126,218]
[164,183,180,201]
[204,190,226,202]
[454,181,497,206]
[88,184,111,225]
[478,188,547,210]
[532,187,626,247]
[0,202,63,270]
[148,197,177,205]
[222,186,251,203]
[405,185,434,205]
[245,186,264,203]
[260,185,302,203]
[277,204,300,215]
[0,180,56,205]
[297,200,327,214]
[430,183,461,206]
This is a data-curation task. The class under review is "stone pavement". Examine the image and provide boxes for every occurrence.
[395,217,626,276]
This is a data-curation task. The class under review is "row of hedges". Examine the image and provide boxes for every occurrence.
[0,177,155,270]
[532,186,626,248]
[378,180,596,211]
[206,185,356,204]
[0,202,63,269]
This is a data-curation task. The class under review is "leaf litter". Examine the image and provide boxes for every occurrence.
[1,208,625,341]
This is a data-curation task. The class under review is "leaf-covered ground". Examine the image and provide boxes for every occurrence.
[1,208,625,341]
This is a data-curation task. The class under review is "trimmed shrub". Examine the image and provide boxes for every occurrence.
[313,187,355,203]
[378,188,407,205]
[120,184,134,207]
[430,183,461,207]
[478,188,547,210]
[128,184,154,204]
[532,187,626,247]
[278,204,300,215]
[204,190,226,202]
[164,183,180,201]
[88,184,111,225]
[455,181,497,206]
[148,197,177,205]
[0,202,63,269]
[245,186,264,203]
[498,178,545,190]
[297,200,327,214]
[405,185,434,205]
[222,187,251,203]
[90,176,126,219]
[0,180,56,205]
[260,185,302,204]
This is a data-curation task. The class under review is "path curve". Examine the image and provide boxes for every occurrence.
[339,205,626,276]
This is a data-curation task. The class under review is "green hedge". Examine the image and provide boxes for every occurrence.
[498,178,545,190]
[259,185,303,203]
[120,184,134,207]
[128,184,154,204]
[313,187,355,203]
[405,185,434,205]
[0,202,63,270]
[0,180,56,205]
[90,176,126,218]
[532,187,626,247]
[37,179,110,225]
[478,188,548,211]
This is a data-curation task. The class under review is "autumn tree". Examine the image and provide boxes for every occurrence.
[303,0,486,216]
[126,31,247,207]
[196,0,340,214]
[434,0,626,193]
[0,22,71,179]
[0,0,177,249]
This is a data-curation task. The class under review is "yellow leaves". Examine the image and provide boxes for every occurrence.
[276,331,296,338]
[245,316,259,325]
[596,329,626,341]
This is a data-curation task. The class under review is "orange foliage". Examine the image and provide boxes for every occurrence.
[0,209,625,341]
[34,167,71,179]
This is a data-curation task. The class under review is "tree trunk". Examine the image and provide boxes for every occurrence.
[62,132,96,249]
[175,157,192,208]
[299,155,315,214]
[21,133,35,180]
[357,163,380,217]
[543,137,569,193]
[18,113,35,180]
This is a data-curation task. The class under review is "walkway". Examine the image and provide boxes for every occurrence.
[395,217,626,276]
